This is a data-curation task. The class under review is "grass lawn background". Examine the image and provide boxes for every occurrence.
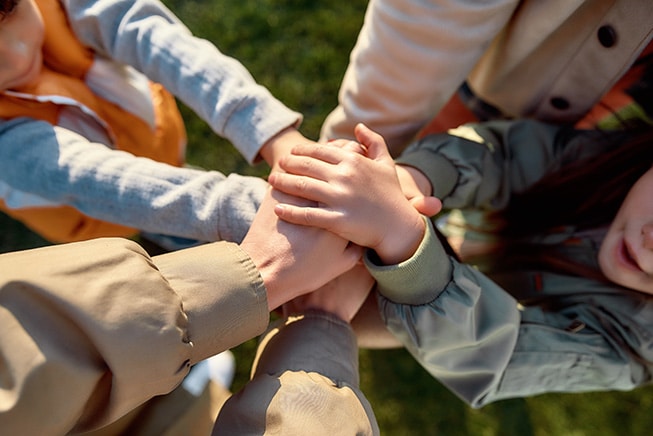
[2,0,653,434]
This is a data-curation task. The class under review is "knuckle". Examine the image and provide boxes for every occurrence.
[302,208,314,225]
[294,177,308,192]
[337,159,358,179]
[300,157,313,171]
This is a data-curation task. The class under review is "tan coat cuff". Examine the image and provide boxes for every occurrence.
[153,241,269,364]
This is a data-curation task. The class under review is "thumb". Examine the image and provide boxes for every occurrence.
[409,195,443,217]
[354,123,392,162]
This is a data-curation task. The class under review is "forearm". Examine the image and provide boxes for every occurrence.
[319,0,518,153]
[0,238,268,434]
[64,0,301,162]
[0,119,266,242]
[215,311,379,435]
[376,259,645,407]
[377,261,520,406]
[364,217,451,303]
[395,120,585,210]
[366,222,641,407]
[153,241,270,362]
[258,125,312,168]
[365,219,521,405]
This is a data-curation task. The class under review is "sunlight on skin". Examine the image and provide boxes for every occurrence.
[0,0,44,91]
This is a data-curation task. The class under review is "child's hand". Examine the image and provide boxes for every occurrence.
[268,123,425,264]
[329,139,442,220]
[332,137,442,217]
[395,165,442,217]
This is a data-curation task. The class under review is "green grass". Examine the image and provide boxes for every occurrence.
[3,0,653,434]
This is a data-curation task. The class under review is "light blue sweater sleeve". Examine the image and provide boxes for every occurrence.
[63,0,302,163]
[0,118,266,242]
[0,0,304,241]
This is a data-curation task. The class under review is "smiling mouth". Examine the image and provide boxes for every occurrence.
[620,240,643,272]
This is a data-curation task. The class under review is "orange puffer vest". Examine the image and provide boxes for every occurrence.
[0,0,186,242]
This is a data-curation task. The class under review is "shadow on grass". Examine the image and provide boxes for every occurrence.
[0,212,51,254]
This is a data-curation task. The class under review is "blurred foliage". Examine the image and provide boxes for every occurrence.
[161,0,367,178]
[3,0,653,434]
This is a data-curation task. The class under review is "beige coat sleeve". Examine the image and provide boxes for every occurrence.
[214,311,380,436]
[0,237,269,435]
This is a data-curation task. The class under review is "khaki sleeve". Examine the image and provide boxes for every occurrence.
[0,237,269,435]
[214,311,379,435]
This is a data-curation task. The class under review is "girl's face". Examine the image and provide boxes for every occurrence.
[599,165,653,295]
[0,0,44,91]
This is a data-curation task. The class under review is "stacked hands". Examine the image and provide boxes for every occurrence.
[243,123,442,322]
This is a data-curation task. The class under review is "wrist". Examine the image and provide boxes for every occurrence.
[240,238,286,310]
[397,164,432,197]
[375,212,426,265]
[258,126,307,168]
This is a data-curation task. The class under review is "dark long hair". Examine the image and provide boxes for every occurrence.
[485,124,653,367]
[478,124,653,281]
[459,54,653,367]
[506,126,653,233]
[0,0,18,20]
[452,42,653,280]
[486,52,653,280]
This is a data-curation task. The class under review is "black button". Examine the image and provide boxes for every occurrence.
[550,97,570,110]
[598,25,617,48]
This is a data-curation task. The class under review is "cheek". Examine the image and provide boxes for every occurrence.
[598,232,614,276]
[598,223,624,281]
[622,172,653,221]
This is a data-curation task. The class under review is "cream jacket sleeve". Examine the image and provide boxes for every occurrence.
[320,0,519,154]
[0,238,269,435]
[320,0,653,153]
[64,0,302,163]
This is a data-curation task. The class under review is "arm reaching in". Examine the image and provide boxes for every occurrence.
[268,123,439,264]
[258,126,317,170]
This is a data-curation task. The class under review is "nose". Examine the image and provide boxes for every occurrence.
[642,222,653,250]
